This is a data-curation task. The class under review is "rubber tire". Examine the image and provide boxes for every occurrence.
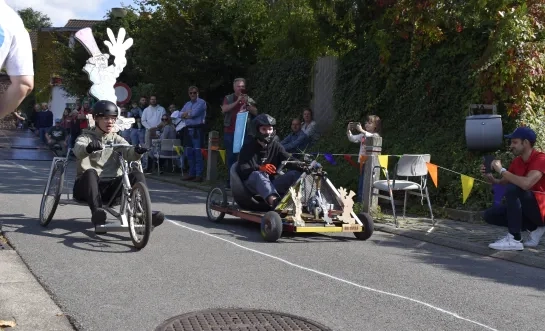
[260,211,283,242]
[354,212,374,240]
[39,162,64,227]
[206,187,227,223]
[128,182,152,250]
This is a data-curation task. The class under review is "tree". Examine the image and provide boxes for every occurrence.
[17,8,52,30]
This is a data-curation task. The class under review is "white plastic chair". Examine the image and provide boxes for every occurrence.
[372,154,434,227]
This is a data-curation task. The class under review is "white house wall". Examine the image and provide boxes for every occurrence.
[50,86,77,121]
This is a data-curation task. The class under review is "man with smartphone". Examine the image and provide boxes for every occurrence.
[221,77,258,188]
[480,126,545,250]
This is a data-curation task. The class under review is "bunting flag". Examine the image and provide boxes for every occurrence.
[343,154,358,169]
[359,155,368,172]
[201,148,208,159]
[377,155,389,176]
[324,153,336,165]
[219,150,226,164]
[425,162,438,188]
[173,145,183,156]
[461,174,474,204]
[493,184,506,206]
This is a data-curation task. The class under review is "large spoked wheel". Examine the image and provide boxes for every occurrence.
[206,187,227,222]
[260,211,283,242]
[354,212,374,240]
[39,161,65,227]
[128,182,152,250]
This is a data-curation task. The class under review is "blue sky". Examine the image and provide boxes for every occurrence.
[6,0,133,27]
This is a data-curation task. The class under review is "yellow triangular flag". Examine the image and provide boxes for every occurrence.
[378,155,388,176]
[461,174,474,204]
[219,150,226,164]
[173,146,181,155]
[426,162,438,188]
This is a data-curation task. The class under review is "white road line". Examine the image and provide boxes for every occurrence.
[6,160,39,174]
[167,219,499,331]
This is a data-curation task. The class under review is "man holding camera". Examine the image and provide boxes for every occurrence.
[221,78,258,188]
[481,126,545,250]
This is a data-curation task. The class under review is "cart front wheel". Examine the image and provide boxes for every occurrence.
[39,161,64,227]
[128,182,152,250]
[261,211,283,242]
[206,187,227,222]
[354,212,374,240]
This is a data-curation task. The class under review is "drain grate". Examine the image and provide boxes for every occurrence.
[155,309,332,331]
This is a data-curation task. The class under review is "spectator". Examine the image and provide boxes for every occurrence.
[347,115,382,203]
[281,118,309,153]
[301,107,318,146]
[158,114,177,140]
[481,127,545,250]
[221,78,258,188]
[46,118,68,155]
[130,97,147,118]
[36,102,53,144]
[13,109,26,129]
[0,1,34,119]
[70,100,91,148]
[141,95,166,172]
[181,86,207,182]
[130,115,148,170]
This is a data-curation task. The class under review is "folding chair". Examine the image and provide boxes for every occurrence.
[153,138,181,175]
[372,154,434,227]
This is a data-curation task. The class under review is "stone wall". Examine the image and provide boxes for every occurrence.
[0,77,18,129]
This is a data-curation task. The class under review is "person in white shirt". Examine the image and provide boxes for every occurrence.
[347,115,382,203]
[0,0,34,119]
[141,95,166,147]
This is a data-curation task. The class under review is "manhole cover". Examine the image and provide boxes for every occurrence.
[155,309,332,331]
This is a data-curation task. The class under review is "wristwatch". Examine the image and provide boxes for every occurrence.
[499,168,507,176]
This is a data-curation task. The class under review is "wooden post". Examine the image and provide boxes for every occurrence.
[361,136,382,214]
[206,131,219,182]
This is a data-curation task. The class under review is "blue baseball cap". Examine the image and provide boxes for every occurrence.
[504,126,537,143]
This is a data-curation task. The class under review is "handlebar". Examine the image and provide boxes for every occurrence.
[103,142,132,148]
[276,160,321,174]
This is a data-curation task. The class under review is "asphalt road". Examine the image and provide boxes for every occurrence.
[1,158,545,331]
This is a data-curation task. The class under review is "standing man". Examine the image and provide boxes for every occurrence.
[180,86,207,182]
[480,127,545,250]
[141,95,166,171]
[0,0,34,119]
[221,78,258,188]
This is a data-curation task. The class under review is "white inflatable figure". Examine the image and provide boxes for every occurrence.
[289,186,305,227]
[337,187,356,224]
[74,27,135,132]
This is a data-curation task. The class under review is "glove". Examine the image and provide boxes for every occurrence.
[86,140,102,154]
[134,144,148,154]
[259,163,276,175]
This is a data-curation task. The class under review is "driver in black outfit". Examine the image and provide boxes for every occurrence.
[73,100,164,228]
[236,114,304,209]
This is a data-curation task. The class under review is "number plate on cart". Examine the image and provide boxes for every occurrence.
[342,224,362,232]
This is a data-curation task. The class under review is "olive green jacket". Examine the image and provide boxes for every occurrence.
[73,127,142,179]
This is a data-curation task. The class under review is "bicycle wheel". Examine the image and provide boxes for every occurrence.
[39,161,65,227]
[128,182,152,250]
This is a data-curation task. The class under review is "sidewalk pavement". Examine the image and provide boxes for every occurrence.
[0,242,74,331]
[147,172,545,270]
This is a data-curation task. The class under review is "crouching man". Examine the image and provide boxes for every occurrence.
[73,100,164,228]
[236,114,306,210]
[480,127,545,250]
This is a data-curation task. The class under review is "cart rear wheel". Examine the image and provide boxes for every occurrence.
[206,187,227,222]
[128,182,152,250]
[39,162,64,227]
[261,211,283,242]
[354,212,374,240]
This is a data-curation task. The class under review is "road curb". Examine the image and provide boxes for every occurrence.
[374,224,545,270]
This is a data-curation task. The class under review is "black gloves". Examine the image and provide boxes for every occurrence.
[134,144,148,154]
[86,140,103,154]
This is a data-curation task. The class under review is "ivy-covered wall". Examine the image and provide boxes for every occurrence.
[34,31,69,104]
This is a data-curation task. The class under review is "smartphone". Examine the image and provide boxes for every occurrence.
[241,88,247,95]
[483,155,495,173]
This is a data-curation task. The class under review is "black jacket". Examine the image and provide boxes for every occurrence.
[237,139,292,181]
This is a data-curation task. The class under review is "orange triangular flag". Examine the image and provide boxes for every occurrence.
[359,155,368,172]
[426,162,438,188]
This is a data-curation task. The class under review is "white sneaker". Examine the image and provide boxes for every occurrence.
[524,226,545,247]
[488,233,524,251]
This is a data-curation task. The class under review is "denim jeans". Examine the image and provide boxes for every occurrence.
[185,127,204,177]
[245,170,302,200]
[130,128,147,169]
[483,183,543,235]
[39,127,51,144]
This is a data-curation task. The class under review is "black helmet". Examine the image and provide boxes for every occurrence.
[92,100,118,118]
[253,114,276,144]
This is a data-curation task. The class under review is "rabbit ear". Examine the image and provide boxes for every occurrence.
[104,40,113,49]
[123,38,134,49]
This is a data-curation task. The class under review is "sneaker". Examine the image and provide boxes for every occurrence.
[524,226,545,247]
[488,233,524,251]
[91,208,107,226]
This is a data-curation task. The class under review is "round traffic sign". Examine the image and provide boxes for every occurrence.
[114,82,132,105]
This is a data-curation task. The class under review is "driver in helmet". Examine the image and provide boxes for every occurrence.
[236,114,305,209]
[72,100,164,228]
